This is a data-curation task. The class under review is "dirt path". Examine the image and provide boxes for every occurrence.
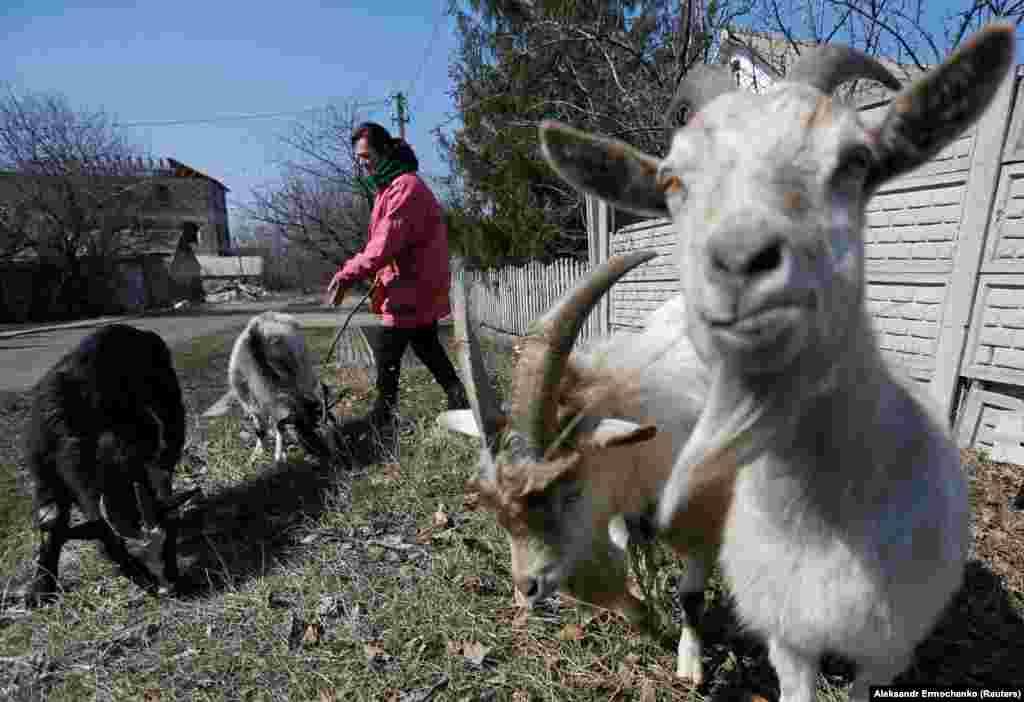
[0,297,380,393]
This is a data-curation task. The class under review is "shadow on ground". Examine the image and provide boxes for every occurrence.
[681,559,1024,700]
[171,418,398,598]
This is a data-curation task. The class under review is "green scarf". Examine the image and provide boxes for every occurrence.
[357,158,417,202]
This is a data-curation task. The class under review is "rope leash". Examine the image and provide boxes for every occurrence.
[320,280,379,422]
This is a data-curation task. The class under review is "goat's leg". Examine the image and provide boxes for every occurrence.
[247,412,271,464]
[94,524,156,590]
[676,556,709,684]
[847,655,912,702]
[161,516,181,587]
[768,638,818,702]
[273,421,287,462]
[27,501,70,606]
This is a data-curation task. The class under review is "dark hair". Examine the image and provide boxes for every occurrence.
[351,121,392,153]
[351,121,419,171]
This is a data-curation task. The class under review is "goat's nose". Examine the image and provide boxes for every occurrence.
[708,235,787,283]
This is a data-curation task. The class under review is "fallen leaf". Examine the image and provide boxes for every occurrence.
[371,463,402,486]
[364,642,387,661]
[433,507,450,528]
[446,640,462,656]
[318,689,337,702]
[143,690,161,702]
[512,607,530,628]
[557,623,584,641]
[463,492,480,510]
[302,622,323,646]
[512,692,530,702]
[415,526,437,544]
[461,575,483,594]
[462,640,490,666]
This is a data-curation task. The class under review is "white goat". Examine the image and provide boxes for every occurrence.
[440,256,724,680]
[228,311,335,463]
[538,24,1015,702]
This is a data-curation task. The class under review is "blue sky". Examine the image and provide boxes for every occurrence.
[2,0,458,238]
[2,1,1021,244]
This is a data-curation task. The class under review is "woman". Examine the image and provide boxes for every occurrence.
[325,122,468,430]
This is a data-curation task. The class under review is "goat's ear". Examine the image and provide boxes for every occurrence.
[588,418,658,449]
[870,23,1015,188]
[437,409,481,438]
[539,120,670,218]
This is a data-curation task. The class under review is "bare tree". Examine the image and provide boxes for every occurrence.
[0,85,161,315]
[244,102,376,267]
[753,0,1023,72]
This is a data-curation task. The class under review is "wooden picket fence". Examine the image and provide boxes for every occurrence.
[454,258,601,343]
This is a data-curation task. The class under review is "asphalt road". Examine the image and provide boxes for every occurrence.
[0,298,381,394]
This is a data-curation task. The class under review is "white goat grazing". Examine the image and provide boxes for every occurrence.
[538,24,1015,702]
[439,256,724,681]
[229,311,335,463]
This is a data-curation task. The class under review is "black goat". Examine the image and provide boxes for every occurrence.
[23,324,193,604]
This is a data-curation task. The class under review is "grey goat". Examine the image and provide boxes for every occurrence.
[228,311,336,463]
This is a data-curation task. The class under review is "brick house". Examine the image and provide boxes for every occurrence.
[0,157,231,321]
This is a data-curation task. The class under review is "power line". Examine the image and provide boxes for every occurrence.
[115,100,390,128]
[406,0,448,115]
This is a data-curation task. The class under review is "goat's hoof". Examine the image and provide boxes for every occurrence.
[675,628,704,685]
[675,659,703,686]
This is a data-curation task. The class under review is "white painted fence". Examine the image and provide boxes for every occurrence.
[455,258,601,343]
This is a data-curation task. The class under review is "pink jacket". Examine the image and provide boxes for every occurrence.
[333,173,452,328]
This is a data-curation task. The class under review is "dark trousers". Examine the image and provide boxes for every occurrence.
[371,321,461,414]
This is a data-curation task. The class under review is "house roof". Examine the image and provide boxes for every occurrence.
[718,27,931,103]
[0,157,228,192]
[166,158,229,192]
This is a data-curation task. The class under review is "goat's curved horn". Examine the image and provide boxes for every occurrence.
[515,251,658,458]
[144,407,167,454]
[452,265,504,453]
[787,45,902,94]
[100,494,138,541]
[134,482,160,531]
[666,64,736,126]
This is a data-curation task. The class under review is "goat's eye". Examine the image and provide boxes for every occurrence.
[657,165,687,205]
[524,493,548,511]
[562,487,583,506]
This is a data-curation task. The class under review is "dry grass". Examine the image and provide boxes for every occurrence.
[0,325,1022,701]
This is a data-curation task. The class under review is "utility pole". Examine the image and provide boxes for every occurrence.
[391,92,409,140]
